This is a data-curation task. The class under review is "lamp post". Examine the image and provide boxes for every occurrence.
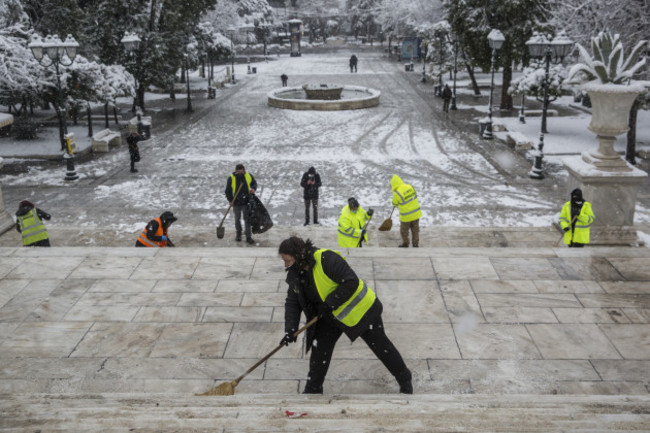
[450,34,459,110]
[526,31,573,179]
[483,29,505,140]
[121,32,145,135]
[120,32,141,111]
[229,28,236,84]
[421,41,427,83]
[29,34,79,181]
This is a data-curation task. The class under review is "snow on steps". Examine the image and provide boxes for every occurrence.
[1,393,649,432]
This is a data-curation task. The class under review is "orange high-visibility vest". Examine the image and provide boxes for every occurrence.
[137,217,168,247]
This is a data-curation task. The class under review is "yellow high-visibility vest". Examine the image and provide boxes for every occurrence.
[391,175,422,222]
[17,209,49,246]
[312,249,376,328]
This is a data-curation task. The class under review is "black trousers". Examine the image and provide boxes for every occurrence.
[304,198,318,223]
[305,316,407,391]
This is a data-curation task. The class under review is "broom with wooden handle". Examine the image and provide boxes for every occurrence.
[197,316,319,396]
[378,207,395,231]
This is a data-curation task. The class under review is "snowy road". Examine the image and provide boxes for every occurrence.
[1,51,611,234]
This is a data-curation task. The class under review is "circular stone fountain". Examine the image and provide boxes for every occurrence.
[268,84,380,111]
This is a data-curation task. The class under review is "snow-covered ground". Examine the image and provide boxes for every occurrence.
[1,51,649,237]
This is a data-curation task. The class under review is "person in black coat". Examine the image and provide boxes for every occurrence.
[281,73,288,87]
[441,84,453,113]
[349,54,358,72]
[278,236,412,394]
[300,166,322,226]
[127,132,141,173]
[225,164,258,243]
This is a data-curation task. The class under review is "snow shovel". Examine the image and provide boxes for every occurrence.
[197,316,319,396]
[216,183,244,239]
[357,211,374,248]
[378,207,395,232]
[556,215,578,247]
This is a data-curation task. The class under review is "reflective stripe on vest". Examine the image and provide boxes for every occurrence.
[312,249,376,328]
[231,172,252,196]
[137,217,167,247]
[17,209,49,246]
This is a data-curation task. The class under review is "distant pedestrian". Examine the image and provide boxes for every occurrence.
[225,163,258,244]
[300,166,322,225]
[15,200,51,247]
[281,73,288,87]
[390,175,422,247]
[559,188,595,248]
[127,131,141,173]
[442,84,453,113]
[136,211,177,247]
[338,197,373,248]
[349,54,358,73]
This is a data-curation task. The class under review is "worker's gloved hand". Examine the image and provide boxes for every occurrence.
[367,208,374,216]
[563,227,570,232]
[280,330,297,346]
[161,235,167,241]
[318,302,333,318]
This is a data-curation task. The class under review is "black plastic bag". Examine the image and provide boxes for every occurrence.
[247,195,273,234]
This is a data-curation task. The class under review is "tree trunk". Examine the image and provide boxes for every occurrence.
[137,85,145,111]
[113,105,119,124]
[169,80,176,100]
[180,65,186,83]
[104,102,109,128]
[87,105,93,137]
[200,60,205,78]
[465,64,480,96]
[626,98,640,165]
[72,106,78,125]
[500,63,513,110]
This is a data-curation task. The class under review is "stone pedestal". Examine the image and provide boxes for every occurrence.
[0,158,15,235]
[564,155,648,245]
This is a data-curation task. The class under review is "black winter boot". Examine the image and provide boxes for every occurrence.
[302,381,323,394]
[397,369,413,394]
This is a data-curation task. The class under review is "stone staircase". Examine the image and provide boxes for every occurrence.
[1,243,649,431]
[2,393,649,431]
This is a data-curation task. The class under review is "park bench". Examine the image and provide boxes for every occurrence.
[505,131,533,150]
[91,129,121,153]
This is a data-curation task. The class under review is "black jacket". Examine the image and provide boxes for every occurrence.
[225,172,258,206]
[442,86,452,100]
[15,206,50,233]
[300,171,322,200]
[284,249,382,352]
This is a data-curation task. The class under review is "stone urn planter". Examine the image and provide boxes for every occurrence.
[582,82,644,171]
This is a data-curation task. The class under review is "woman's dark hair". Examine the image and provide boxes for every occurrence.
[279,236,316,269]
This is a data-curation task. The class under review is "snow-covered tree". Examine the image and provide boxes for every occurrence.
[443,0,553,110]
[549,0,650,79]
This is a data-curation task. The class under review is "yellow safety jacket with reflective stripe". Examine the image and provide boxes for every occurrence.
[390,175,422,222]
[559,201,595,244]
[337,205,369,248]
[313,249,376,328]
[231,172,252,196]
[17,209,49,246]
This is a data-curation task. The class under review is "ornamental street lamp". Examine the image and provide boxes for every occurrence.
[29,34,79,181]
[483,29,505,140]
[121,32,145,134]
[120,32,142,112]
[450,34,460,110]
[526,31,574,179]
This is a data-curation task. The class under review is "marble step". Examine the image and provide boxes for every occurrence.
[2,393,649,432]
[0,224,567,248]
